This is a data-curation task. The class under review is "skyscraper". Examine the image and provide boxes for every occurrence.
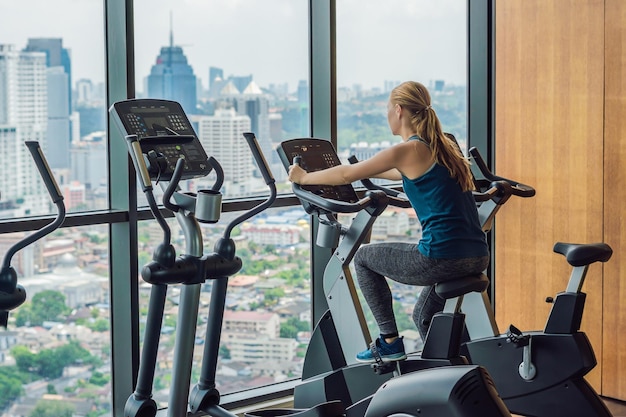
[24,38,72,113]
[196,109,252,195]
[24,38,72,170]
[146,26,197,115]
[0,45,49,216]
[208,66,224,88]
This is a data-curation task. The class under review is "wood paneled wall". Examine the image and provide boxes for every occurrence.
[603,0,626,400]
[494,0,608,392]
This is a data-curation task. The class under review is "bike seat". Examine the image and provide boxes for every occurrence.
[553,242,613,266]
[435,273,489,299]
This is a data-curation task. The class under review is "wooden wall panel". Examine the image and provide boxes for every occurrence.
[603,0,626,400]
[494,0,605,389]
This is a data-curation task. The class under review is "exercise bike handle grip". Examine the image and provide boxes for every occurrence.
[469,147,535,198]
[289,154,388,213]
[243,132,276,186]
[347,155,412,209]
[25,141,64,204]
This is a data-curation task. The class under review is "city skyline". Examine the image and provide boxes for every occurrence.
[0,0,467,92]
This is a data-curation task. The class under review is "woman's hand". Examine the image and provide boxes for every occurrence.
[288,164,307,184]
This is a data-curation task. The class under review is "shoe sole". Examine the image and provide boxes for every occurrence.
[355,353,407,363]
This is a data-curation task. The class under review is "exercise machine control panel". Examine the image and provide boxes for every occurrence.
[277,138,359,203]
[110,99,211,181]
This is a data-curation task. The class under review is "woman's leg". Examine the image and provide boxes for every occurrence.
[354,242,441,337]
[413,285,444,340]
[354,242,489,338]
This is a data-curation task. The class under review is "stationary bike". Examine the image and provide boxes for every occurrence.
[447,146,615,417]
[242,137,513,417]
[0,141,65,327]
[110,99,276,417]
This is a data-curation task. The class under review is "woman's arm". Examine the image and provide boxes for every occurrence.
[289,145,401,185]
[373,168,402,181]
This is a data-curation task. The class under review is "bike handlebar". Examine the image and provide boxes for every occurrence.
[469,147,535,198]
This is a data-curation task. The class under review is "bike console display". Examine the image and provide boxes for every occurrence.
[110,99,211,181]
[277,138,359,203]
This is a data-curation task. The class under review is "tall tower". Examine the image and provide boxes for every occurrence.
[0,45,49,217]
[24,38,72,170]
[146,16,197,115]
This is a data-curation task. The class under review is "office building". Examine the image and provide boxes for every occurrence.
[0,45,49,216]
[24,38,73,170]
[195,108,252,193]
[146,30,198,115]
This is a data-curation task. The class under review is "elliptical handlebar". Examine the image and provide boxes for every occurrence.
[222,133,278,239]
[0,141,66,327]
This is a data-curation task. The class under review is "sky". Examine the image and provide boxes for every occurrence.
[0,0,467,92]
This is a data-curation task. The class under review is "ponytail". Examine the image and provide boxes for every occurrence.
[391,81,475,192]
[417,110,475,192]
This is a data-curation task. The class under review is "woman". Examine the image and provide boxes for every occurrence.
[288,81,488,362]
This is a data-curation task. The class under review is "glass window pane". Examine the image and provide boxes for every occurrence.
[137,205,310,407]
[0,1,108,219]
[336,0,468,346]
[337,0,468,151]
[0,226,111,415]
[132,0,309,204]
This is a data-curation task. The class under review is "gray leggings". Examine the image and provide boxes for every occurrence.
[354,242,490,340]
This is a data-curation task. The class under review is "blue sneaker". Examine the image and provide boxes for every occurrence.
[356,336,406,363]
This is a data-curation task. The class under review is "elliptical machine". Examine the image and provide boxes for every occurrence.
[110,99,277,417]
[0,141,65,328]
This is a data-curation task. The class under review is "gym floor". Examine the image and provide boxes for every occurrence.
[603,397,626,417]
[508,397,626,417]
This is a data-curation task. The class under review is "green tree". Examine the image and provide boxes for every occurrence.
[29,400,74,417]
[219,345,231,360]
[21,290,70,326]
[11,345,36,372]
[36,349,65,379]
[262,287,285,307]
[0,367,24,410]
[89,371,109,386]
[280,317,310,338]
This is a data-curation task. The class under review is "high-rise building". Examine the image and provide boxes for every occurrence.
[146,28,197,115]
[0,45,49,216]
[24,38,72,113]
[208,66,223,88]
[195,109,252,195]
[24,38,72,170]
[46,66,71,169]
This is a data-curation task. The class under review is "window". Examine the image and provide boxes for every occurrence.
[1,2,112,415]
[0,0,108,218]
[336,0,468,345]
[133,0,309,200]
[131,0,310,406]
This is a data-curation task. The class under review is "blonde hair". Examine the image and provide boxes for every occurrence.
[390,81,475,192]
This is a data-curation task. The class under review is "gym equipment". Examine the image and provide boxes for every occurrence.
[450,146,615,417]
[241,137,512,417]
[110,99,276,417]
[274,139,532,403]
[461,242,613,416]
[355,145,615,417]
[0,141,65,327]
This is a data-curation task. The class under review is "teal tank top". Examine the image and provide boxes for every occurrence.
[402,137,488,259]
